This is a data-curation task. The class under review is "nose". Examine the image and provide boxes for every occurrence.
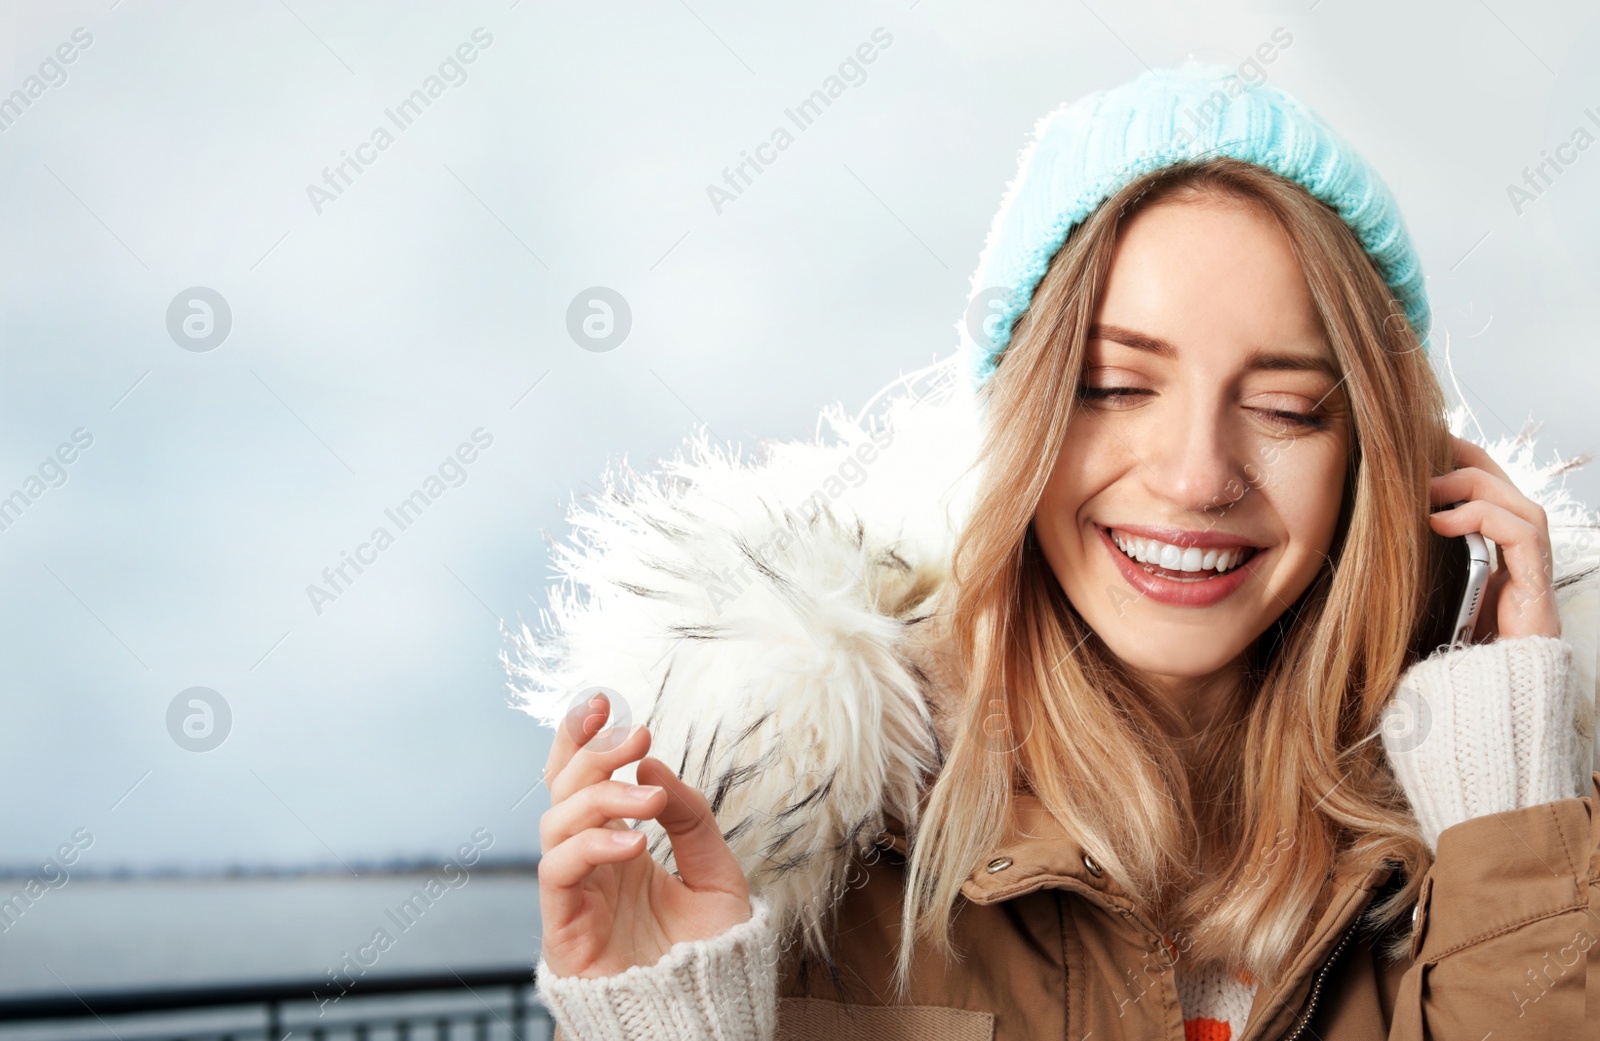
[1140,399,1250,518]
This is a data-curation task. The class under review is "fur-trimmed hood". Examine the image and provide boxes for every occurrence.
[505,355,1600,954]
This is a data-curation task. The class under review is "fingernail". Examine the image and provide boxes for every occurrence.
[610,830,640,847]
[566,693,604,723]
[627,784,662,799]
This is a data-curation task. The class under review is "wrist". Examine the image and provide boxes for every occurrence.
[1381,634,1583,851]
[536,894,781,1041]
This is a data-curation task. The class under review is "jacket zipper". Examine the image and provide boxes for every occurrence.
[1278,920,1358,1041]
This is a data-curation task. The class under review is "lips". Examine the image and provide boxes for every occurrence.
[1102,522,1262,551]
[1096,525,1267,608]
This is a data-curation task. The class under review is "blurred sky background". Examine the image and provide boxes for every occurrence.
[2,0,1598,877]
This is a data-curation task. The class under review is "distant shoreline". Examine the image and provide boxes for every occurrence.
[0,857,540,883]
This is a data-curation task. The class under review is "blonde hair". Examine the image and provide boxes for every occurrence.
[893,156,1449,996]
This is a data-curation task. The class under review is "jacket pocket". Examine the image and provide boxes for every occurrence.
[777,996,995,1040]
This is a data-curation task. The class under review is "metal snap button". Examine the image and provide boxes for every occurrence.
[985,855,1013,873]
[1083,853,1103,878]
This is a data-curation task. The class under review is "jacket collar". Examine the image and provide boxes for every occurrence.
[877,794,1395,938]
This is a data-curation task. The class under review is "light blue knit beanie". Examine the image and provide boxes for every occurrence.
[961,61,1431,389]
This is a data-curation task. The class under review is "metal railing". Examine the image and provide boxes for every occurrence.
[0,967,553,1041]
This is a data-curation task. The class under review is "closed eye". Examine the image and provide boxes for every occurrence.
[1075,386,1328,431]
[1259,408,1327,431]
[1077,386,1145,401]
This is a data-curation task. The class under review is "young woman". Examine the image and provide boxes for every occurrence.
[518,64,1600,1040]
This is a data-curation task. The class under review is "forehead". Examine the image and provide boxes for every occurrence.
[1094,196,1330,367]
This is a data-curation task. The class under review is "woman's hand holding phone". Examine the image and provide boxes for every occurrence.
[537,692,754,979]
[1429,434,1561,642]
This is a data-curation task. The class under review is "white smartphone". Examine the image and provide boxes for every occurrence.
[1447,530,1492,650]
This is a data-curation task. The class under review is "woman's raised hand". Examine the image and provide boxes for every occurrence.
[537,691,754,979]
[1429,434,1562,643]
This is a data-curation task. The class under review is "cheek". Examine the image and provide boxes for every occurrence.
[1036,420,1124,578]
[1038,420,1106,531]
[1271,446,1348,554]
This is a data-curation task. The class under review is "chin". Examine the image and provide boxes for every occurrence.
[1092,624,1252,681]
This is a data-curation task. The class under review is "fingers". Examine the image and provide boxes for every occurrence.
[540,778,668,851]
[544,691,654,806]
[544,690,612,787]
[1432,439,1564,640]
[548,723,652,805]
[1428,497,1540,574]
[1430,467,1548,533]
[537,708,657,940]
[536,823,647,896]
[1448,435,1513,482]
[1429,499,1561,638]
[635,757,749,897]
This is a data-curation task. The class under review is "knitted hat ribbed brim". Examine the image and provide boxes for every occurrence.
[961,62,1430,389]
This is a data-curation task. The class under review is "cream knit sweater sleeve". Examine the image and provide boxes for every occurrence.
[1381,633,1590,851]
[535,893,781,1041]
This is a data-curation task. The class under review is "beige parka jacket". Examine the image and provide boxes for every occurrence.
[765,619,1600,1040]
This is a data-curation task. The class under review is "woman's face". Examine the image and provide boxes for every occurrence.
[1034,194,1352,691]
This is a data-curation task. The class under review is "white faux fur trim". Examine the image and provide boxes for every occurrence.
[506,359,982,957]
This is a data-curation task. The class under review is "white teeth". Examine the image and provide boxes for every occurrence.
[1109,529,1252,575]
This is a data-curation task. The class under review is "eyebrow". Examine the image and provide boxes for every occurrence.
[1087,323,1341,380]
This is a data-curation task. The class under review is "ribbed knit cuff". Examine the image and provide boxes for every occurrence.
[535,894,780,1041]
[1381,634,1586,852]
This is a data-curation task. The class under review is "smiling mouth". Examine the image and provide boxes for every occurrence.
[1103,526,1261,581]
